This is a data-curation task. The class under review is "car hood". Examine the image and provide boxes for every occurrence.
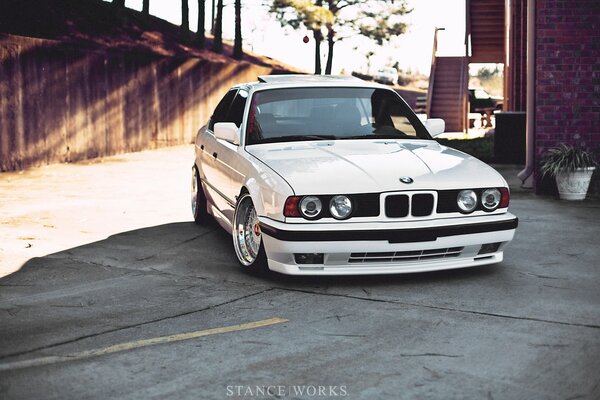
[246,139,506,194]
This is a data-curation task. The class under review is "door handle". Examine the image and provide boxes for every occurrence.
[213,152,218,159]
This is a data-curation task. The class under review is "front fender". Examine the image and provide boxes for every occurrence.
[243,160,294,223]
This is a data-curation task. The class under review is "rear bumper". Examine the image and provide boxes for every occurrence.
[259,213,518,275]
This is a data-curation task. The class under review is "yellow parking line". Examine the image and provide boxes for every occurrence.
[0,317,288,371]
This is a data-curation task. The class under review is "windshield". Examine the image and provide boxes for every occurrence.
[245,87,431,145]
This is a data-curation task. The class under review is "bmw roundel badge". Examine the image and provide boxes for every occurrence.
[399,176,413,184]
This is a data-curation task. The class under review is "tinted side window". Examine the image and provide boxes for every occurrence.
[208,90,237,131]
[225,90,248,127]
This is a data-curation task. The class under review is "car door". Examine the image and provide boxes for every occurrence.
[210,89,249,223]
[200,89,237,215]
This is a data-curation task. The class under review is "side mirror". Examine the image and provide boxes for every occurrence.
[424,118,445,137]
[214,122,240,145]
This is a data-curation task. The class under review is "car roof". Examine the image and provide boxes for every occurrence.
[257,74,360,84]
[233,74,388,91]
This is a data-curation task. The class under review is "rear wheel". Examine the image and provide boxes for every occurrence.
[191,165,209,224]
[232,193,268,273]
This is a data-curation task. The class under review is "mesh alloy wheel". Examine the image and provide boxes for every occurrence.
[232,193,267,270]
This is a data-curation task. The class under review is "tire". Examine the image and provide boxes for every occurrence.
[232,193,269,274]
[191,164,209,224]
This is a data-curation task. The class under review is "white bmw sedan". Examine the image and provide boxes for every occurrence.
[191,75,518,275]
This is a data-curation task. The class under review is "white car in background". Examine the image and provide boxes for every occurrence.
[191,75,518,275]
[373,67,398,85]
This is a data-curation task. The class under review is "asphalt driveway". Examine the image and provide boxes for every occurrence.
[1,145,599,399]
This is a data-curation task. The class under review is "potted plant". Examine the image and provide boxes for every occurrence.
[540,144,598,200]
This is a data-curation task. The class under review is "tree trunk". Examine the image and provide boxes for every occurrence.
[233,0,243,59]
[313,29,322,75]
[113,0,125,7]
[181,0,190,32]
[213,0,223,53]
[313,0,323,74]
[211,0,216,35]
[197,0,205,48]
[142,0,149,15]
[325,28,335,75]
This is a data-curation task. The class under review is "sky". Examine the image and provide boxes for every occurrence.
[115,0,466,74]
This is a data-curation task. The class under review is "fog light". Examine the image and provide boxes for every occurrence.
[478,242,502,255]
[294,253,324,264]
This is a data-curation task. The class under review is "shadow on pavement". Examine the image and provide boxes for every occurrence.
[2,221,500,289]
[0,220,498,360]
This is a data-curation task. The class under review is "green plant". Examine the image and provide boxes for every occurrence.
[540,144,598,178]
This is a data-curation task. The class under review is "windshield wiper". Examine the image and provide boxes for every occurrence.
[258,135,337,144]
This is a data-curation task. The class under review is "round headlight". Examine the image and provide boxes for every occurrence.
[299,196,322,218]
[457,190,477,213]
[329,195,353,219]
[481,188,501,210]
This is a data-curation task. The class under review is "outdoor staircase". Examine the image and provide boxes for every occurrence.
[424,0,505,132]
[467,0,505,63]
[427,56,468,132]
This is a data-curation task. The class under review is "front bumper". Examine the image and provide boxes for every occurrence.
[259,213,518,275]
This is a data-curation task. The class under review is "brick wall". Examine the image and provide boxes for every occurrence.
[534,0,600,193]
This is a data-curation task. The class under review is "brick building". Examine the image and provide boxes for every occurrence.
[499,0,600,193]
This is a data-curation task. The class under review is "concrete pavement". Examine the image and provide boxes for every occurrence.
[1,145,599,399]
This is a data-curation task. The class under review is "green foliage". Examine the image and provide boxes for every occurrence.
[356,5,409,46]
[470,64,503,97]
[476,66,499,79]
[270,0,333,31]
[540,144,598,177]
[269,0,411,73]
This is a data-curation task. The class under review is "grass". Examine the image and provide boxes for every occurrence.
[437,137,495,163]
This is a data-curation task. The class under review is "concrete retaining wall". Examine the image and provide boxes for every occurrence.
[0,34,276,171]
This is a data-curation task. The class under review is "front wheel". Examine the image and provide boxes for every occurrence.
[232,193,268,273]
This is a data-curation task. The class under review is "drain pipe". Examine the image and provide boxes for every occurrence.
[518,0,535,184]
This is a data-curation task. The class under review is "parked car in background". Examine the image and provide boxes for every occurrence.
[469,88,503,113]
[373,67,398,85]
[191,75,518,275]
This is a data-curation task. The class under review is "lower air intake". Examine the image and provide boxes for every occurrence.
[349,247,464,263]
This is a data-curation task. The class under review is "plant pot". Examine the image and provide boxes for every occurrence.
[555,167,596,200]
